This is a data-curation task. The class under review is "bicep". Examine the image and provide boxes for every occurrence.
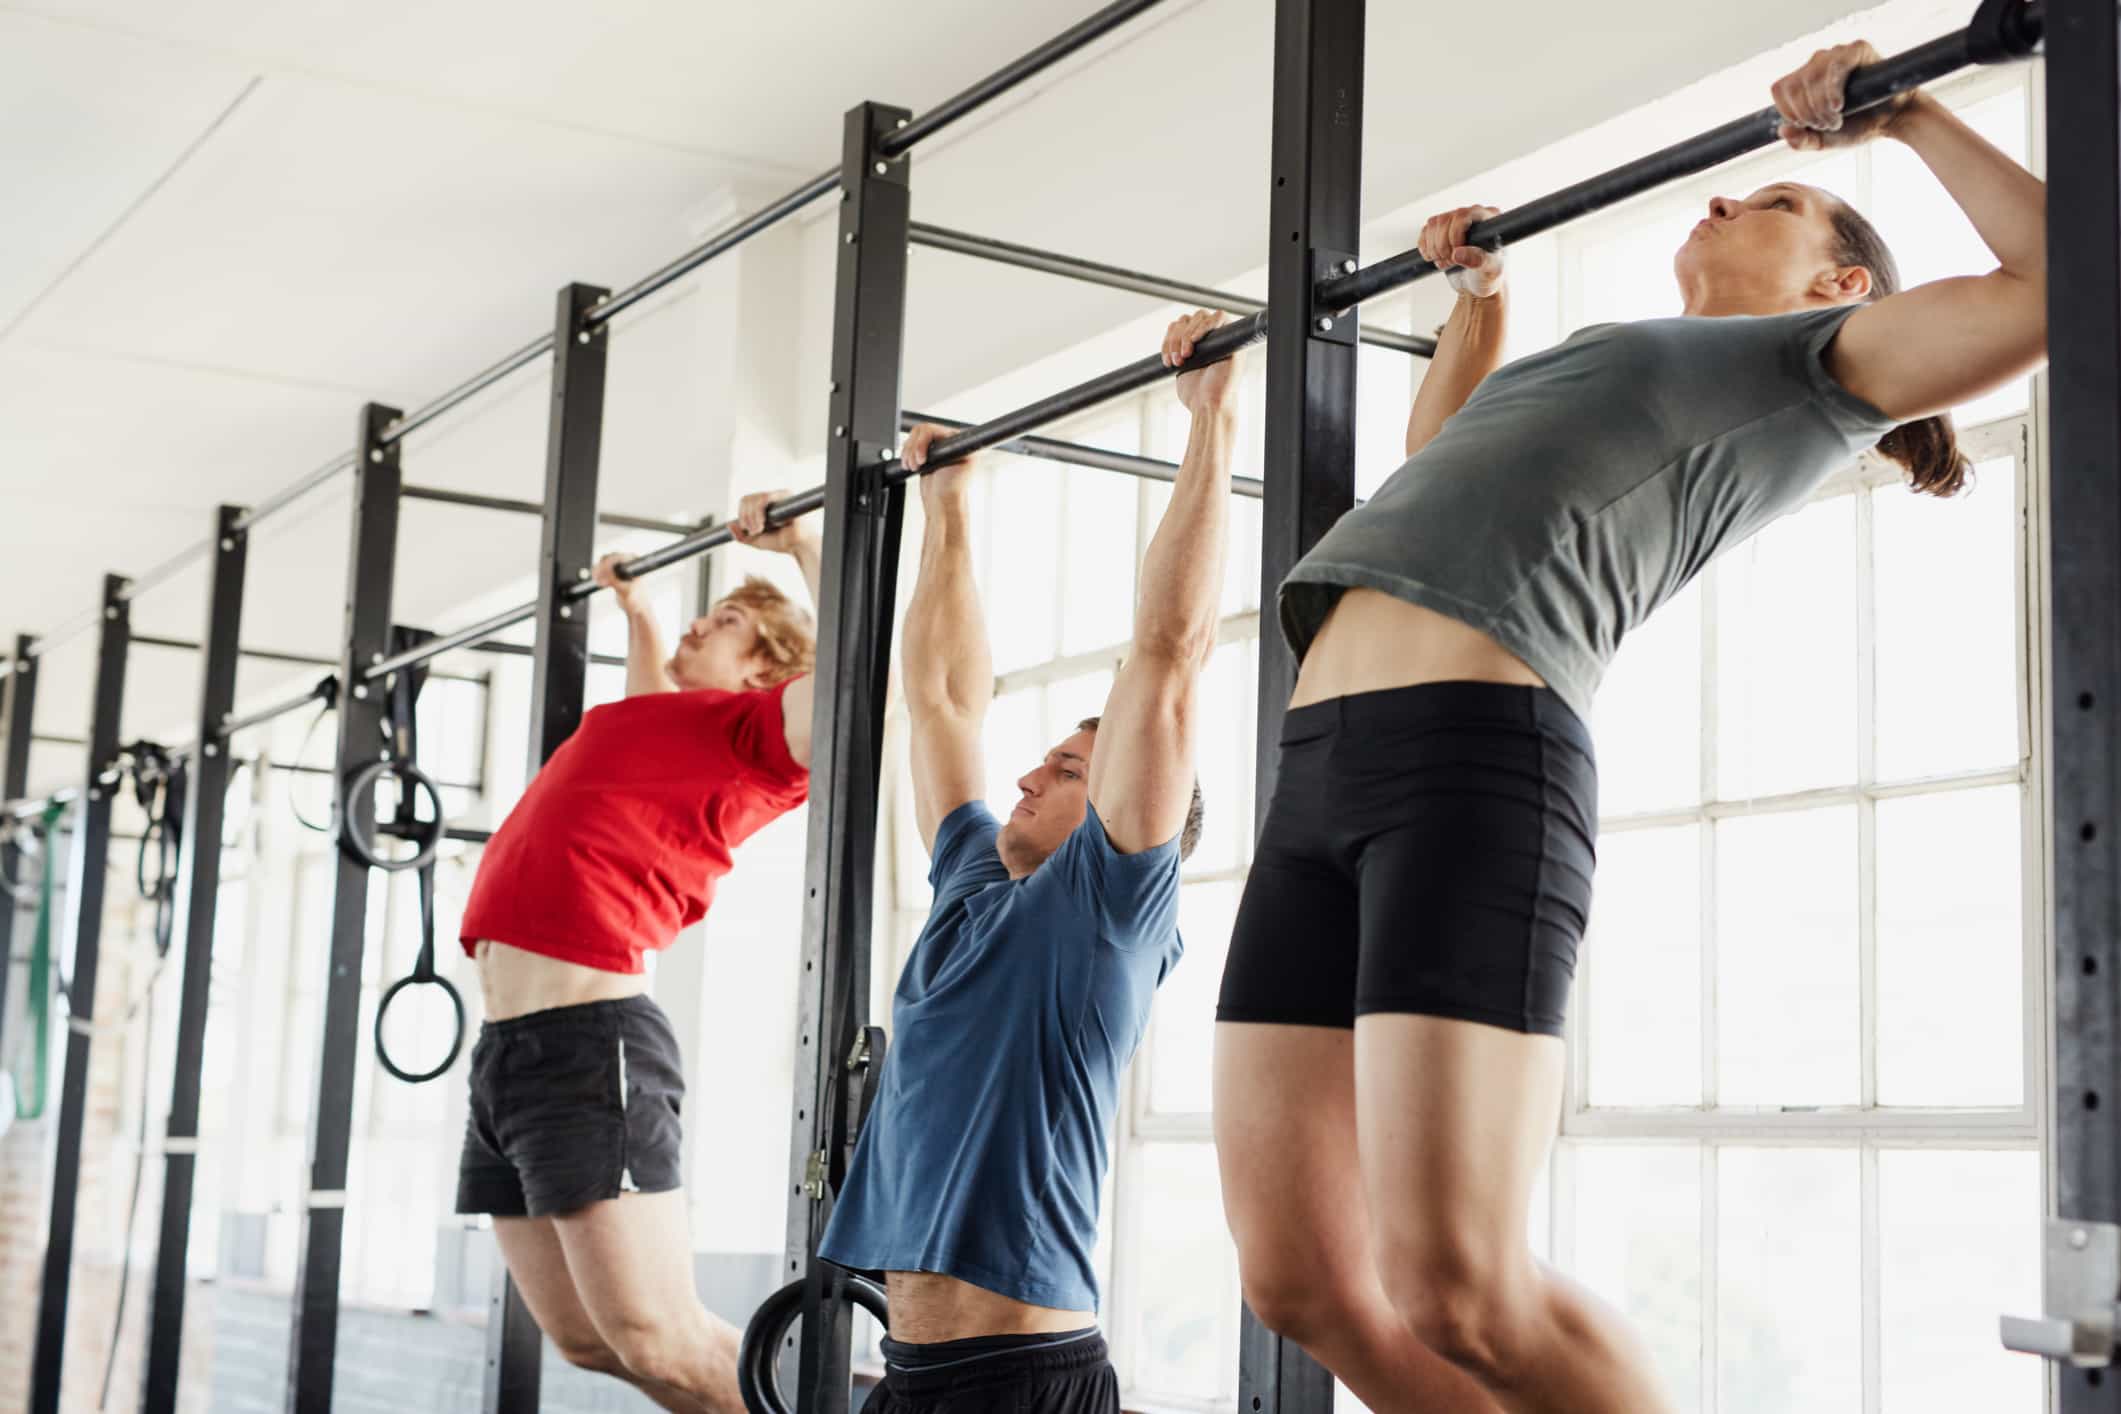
[908,708,985,855]
[1086,651,1198,856]
[779,675,816,767]
[1829,272,2045,422]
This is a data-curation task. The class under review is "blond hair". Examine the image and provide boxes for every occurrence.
[722,575,815,686]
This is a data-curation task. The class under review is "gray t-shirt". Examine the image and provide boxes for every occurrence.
[1282,306,1899,723]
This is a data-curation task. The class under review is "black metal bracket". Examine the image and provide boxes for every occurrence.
[1310,247,1359,343]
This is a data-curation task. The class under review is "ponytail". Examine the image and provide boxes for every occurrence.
[1876,414,1972,498]
[1825,195,1975,500]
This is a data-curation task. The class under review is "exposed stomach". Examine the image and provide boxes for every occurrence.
[473,940,645,1021]
[1290,587,1546,708]
[883,1272,1092,1343]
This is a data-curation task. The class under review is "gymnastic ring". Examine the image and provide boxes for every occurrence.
[372,971,467,1085]
[738,1271,890,1414]
[338,757,446,873]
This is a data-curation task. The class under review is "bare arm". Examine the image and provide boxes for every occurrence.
[1089,311,1237,855]
[594,552,676,697]
[1776,47,2046,419]
[1405,206,1510,458]
[896,427,990,853]
[730,488,826,768]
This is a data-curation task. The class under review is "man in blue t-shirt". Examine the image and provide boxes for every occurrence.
[819,310,1243,1413]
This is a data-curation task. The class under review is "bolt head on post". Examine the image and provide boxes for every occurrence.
[221,538,236,551]
[1340,258,1358,275]
[873,161,887,176]
[368,449,383,464]
[558,606,572,620]
[351,685,368,700]
[576,567,591,581]
[204,743,219,757]
[576,331,590,345]
[105,607,118,620]
[1316,316,1335,332]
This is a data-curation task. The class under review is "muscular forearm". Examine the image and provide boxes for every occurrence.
[789,539,823,608]
[1407,289,1507,456]
[1891,93,2044,282]
[1134,406,1234,664]
[623,603,673,696]
[903,490,990,716]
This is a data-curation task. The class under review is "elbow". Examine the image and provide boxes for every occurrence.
[1132,621,1218,672]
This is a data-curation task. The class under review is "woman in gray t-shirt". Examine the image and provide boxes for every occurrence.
[1213,41,2047,1414]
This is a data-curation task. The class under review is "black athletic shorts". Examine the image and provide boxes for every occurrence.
[454,994,685,1218]
[1218,681,1598,1037]
[870,1330,1117,1414]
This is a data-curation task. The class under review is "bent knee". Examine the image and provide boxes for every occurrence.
[605,1319,693,1390]
[1239,1263,1365,1349]
[552,1331,623,1375]
[1381,1244,1537,1384]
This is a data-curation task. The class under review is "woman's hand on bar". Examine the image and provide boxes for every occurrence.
[1418,205,1506,298]
[1773,41,1915,149]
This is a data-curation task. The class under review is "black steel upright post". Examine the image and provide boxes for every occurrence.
[29,574,131,1414]
[2047,0,2121,1408]
[141,505,248,1413]
[0,635,38,1080]
[1243,2,1363,1412]
[785,103,910,1414]
[481,281,611,1414]
[285,404,402,1414]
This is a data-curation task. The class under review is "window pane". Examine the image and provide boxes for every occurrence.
[1877,786,2024,1106]
[1060,470,1138,656]
[1879,1148,2041,1413]
[1585,825,1702,1107]
[985,455,1062,672]
[983,689,1043,820]
[1149,881,1241,1115]
[1715,495,1859,799]
[1717,807,1859,1107]
[1595,578,1702,815]
[1129,1143,1239,1402]
[1718,1147,1860,1413]
[1186,639,1254,874]
[1357,341,1413,491]
[1572,1145,1703,1411]
[1874,457,2019,780]
[1576,208,1692,328]
[1045,671,1114,746]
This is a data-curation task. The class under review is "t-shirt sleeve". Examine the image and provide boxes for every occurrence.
[725,679,809,797]
[929,801,1006,903]
[1048,800,1182,951]
[1783,305,1899,446]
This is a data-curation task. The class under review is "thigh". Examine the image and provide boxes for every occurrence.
[1354,1013,1563,1277]
[492,1215,607,1353]
[553,1188,705,1331]
[1213,1022,1373,1286]
[1216,739,1358,1029]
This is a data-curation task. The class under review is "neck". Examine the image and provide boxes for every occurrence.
[1679,278,1835,319]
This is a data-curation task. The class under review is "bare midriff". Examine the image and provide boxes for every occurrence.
[883,1272,1092,1344]
[1288,587,1546,708]
[473,940,645,1022]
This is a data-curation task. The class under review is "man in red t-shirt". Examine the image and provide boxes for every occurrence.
[453,490,817,1413]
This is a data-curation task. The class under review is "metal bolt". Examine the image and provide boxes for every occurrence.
[873,161,887,176]
[351,685,368,700]
[1317,316,1335,332]
[1340,258,1357,275]
[879,448,893,463]
[834,425,846,438]
[105,607,118,620]
[577,331,591,345]
[369,449,383,464]
[380,749,392,762]
[221,538,236,551]
[204,743,219,757]
[576,567,591,581]
[896,118,909,129]
[88,789,100,803]
[558,606,572,620]
[594,293,609,306]
[844,232,857,245]
[830,381,840,393]
[369,653,383,665]
[2074,1228,2092,1250]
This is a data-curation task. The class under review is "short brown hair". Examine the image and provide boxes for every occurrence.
[1076,716,1205,861]
[721,575,815,686]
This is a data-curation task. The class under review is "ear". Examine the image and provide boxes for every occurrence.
[1822,263,1873,302]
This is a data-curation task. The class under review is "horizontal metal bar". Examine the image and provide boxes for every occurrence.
[908,222,1435,357]
[4,788,78,823]
[900,411,1261,497]
[382,333,555,447]
[400,483,703,537]
[364,603,539,680]
[587,171,840,328]
[128,633,485,685]
[876,0,1169,157]
[1315,10,2045,312]
[230,451,357,534]
[119,543,212,603]
[464,640,629,670]
[31,735,84,748]
[268,760,482,794]
[26,605,107,660]
[218,680,333,739]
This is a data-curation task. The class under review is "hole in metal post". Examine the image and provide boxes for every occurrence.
[2082,691,2097,710]
[2087,1091,2102,1111]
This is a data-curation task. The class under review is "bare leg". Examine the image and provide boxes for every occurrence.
[1213,1021,1505,1413]
[550,1190,745,1414]
[1356,1015,1675,1414]
[493,1214,702,1410]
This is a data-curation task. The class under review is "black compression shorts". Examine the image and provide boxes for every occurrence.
[1217,681,1598,1037]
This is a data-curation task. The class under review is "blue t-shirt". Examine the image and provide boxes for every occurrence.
[818,799,1183,1311]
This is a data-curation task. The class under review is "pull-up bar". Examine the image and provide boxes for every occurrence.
[24,0,1178,657]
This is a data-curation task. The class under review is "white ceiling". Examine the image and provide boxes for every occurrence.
[5,0,1938,794]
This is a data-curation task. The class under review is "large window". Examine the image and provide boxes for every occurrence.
[882,66,2047,1414]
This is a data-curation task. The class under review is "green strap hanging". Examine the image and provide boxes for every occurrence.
[12,800,64,1121]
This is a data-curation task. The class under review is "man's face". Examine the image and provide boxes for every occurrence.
[666,598,769,692]
[996,727,1096,877]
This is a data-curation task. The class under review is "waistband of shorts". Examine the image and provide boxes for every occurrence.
[1280,680,1591,752]
[477,993,665,1037]
[879,1329,1106,1390]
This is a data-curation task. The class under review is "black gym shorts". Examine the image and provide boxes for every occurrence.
[455,994,685,1218]
[871,1330,1118,1414]
[1218,681,1598,1037]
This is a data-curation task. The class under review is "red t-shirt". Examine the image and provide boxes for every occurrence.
[460,679,810,974]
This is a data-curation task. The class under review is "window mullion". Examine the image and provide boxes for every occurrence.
[1861,1142,1882,1414]
[1857,480,1880,1113]
[1702,1140,1720,1414]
